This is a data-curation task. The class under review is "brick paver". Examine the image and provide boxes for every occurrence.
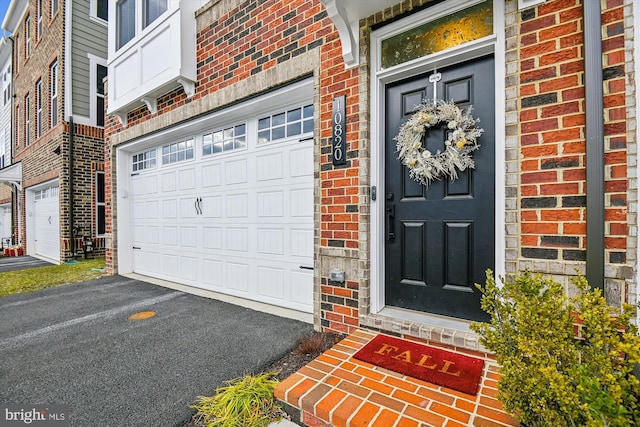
[275,330,519,427]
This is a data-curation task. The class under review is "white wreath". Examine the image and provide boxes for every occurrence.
[395,100,484,186]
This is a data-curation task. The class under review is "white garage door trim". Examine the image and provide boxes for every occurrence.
[117,79,315,314]
[26,180,61,263]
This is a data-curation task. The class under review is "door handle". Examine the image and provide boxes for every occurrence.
[386,205,395,241]
[194,199,199,215]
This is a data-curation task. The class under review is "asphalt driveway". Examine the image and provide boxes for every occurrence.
[0,255,54,272]
[0,275,314,426]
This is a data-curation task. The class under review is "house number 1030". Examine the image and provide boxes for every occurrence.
[332,95,346,166]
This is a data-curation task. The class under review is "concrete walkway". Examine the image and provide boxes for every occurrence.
[0,275,313,426]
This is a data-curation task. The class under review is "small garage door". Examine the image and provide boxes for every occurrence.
[33,184,60,262]
[129,102,314,312]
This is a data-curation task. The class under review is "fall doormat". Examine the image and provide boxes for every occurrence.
[353,334,485,395]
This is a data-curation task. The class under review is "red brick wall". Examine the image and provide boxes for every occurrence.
[517,0,628,272]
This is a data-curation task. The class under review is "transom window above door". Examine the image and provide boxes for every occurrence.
[162,139,194,165]
[202,123,246,156]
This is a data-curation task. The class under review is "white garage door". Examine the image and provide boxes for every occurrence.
[130,103,314,312]
[0,203,10,244]
[33,184,60,262]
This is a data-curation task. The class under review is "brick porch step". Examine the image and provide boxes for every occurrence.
[275,330,519,427]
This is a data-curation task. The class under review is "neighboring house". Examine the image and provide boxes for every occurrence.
[0,36,14,248]
[0,0,108,263]
[104,0,636,425]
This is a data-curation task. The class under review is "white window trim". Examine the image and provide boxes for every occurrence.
[36,79,42,137]
[518,0,546,10]
[50,60,58,127]
[368,0,506,330]
[24,94,30,146]
[96,171,106,236]
[90,0,108,25]
[73,54,107,127]
[36,0,43,40]
[50,0,59,18]
[25,16,31,58]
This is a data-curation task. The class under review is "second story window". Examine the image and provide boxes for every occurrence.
[25,16,31,58]
[117,0,135,49]
[36,0,43,40]
[50,60,58,127]
[96,64,107,127]
[145,0,167,28]
[24,94,30,146]
[36,79,42,138]
[51,0,58,17]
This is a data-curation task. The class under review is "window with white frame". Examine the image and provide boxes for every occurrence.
[36,0,43,40]
[258,104,314,143]
[132,149,157,172]
[25,15,31,58]
[36,79,42,138]
[96,64,107,127]
[50,60,58,127]
[162,139,194,165]
[51,0,58,17]
[91,0,108,22]
[117,0,135,49]
[24,94,30,146]
[96,171,105,235]
[15,105,19,149]
[3,68,11,106]
[144,0,167,27]
[116,0,168,50]
[14,35,18,73]
[203,123,246,156]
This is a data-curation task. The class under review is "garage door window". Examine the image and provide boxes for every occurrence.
[257,104,314,144]
[162,138,194,165]
[203,123,246,156]
[132,148,156,172]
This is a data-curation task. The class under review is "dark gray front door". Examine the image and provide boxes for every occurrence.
[384,55,495,322]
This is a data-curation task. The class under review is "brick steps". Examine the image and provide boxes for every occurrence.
[275,330,519,427]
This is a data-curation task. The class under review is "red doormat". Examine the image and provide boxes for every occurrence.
[353,334,485,395]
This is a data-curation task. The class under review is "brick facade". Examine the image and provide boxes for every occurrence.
[11,0,106,261]
[105,0,637,333]
[103,0,638,425]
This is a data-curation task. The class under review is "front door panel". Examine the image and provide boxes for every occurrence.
[384,55,495,321]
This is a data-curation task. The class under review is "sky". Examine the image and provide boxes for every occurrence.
[0,0,9,32]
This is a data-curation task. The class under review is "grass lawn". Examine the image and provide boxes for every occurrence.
[0,258,106,298]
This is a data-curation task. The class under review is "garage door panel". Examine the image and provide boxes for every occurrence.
[257,266,285,299]
[179,197,198,219]
[162,253,180,279]
[290,146,313,177]
[291,229,313,258]
[256,152,284,182]
[290,189,313,217]
[226,194,249,218]
[146,201,159,219]
[163,226,178,245]
[257,228,285,255]
[203,227,223,249]
[227,228,249,252]
[32,185,60,262]
[144,175,158,194]
[162,172,177,192]
[180,226,198,248]
[225,159,248,185]
[290,270,313,307]
[202,259,223,288]
[180,256,198,282]
[201,164,222,187]
[201,196,222,218]
[179,168,196,190]
[257,191,284,217]
[162,199,178,218]
[227,262,249,292]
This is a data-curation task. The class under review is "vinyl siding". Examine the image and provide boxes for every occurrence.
[71,0,107,122]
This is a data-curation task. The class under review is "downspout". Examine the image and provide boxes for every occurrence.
[69,116,74,257]
[583,2,605,290]
[7,35,15,246]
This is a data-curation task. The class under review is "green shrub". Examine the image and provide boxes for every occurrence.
[471,270,640,427]
[191,372,284,427]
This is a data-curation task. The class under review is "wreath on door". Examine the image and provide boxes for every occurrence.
[395,100,484,186]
